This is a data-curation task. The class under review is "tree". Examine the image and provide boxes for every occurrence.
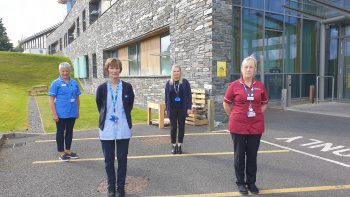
[0,18,13,51]
[13,43,24,52]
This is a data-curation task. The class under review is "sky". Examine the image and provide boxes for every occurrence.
[0,0,66,46]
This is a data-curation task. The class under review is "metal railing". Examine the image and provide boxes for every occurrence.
[316,76,334,103]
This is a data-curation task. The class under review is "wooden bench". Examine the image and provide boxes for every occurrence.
[28,85,48,96]
[147,102,170,128]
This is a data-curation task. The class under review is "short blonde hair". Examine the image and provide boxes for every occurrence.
[104,58,123,74]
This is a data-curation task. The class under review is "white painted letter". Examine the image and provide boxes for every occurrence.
[301,139,323,147]
[333,149,350,157]
[308,143,345,152]
[275,136,303,143]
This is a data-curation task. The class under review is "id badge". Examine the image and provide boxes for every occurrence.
[247,111,256,117]
[70,98,75,102]
[175,97,181,102]
[109,114,119,123]
[247,96,254,101]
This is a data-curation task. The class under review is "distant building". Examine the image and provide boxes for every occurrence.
[19,23,61,54]
[46,0,350,121]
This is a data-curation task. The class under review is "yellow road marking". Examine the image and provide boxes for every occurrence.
[32,149,288,164]
[35,132,229,143]
[153,184,350,197]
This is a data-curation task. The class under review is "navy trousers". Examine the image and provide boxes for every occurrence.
[101,139,130,189]
[231,133,262,185]
[56,118,76,152]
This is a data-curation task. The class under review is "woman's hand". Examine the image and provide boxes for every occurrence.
[187,109,193,114]
[53,115,59,123]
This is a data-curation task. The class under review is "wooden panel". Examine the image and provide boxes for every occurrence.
[140,35,160,75]
[192,89,207,94]
[118,46,129,76]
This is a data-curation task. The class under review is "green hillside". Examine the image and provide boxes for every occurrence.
[0,52,153,133]
[0,52,71,132]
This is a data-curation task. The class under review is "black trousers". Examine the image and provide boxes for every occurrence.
[56,118,76,152]
[101,139,130,189]
[231,133,262,185]
[169,108,186,144]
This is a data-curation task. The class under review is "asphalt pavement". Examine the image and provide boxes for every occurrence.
[0,103,349,197]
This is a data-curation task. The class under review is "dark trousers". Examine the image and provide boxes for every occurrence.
[169,108,186,144]
[101,139,130,189]
[231,133,262,185]
[56,118,76,152]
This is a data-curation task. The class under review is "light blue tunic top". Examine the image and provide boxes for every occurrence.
[99,81,132,140]
[48,76,81,118]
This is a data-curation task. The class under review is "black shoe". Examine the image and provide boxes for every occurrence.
[107,186,116,197]
[237,184,248,195]
[171,145,177,154]
[178,145,182,154]
[116,188,125,197]
[247,184,259,194]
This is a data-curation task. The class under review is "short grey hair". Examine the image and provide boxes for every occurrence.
[59,62,71,72]
[241,55,257,68]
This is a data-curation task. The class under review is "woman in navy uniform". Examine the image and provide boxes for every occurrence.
[96,58,134,197]
[165,64,192,154]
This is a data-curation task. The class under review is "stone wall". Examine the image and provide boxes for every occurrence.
[47,0,233,121]
[211,0,233,122]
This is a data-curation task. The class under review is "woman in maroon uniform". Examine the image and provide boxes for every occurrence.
[223,55,268,195]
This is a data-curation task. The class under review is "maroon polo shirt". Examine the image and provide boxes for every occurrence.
[224,77,268,134]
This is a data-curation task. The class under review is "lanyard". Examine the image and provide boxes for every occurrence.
[69,83,74,99]
[243,84,254,108]
[108,80,120,113]
[174,82,180,96]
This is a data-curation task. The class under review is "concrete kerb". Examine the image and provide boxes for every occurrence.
[0,132,43,149]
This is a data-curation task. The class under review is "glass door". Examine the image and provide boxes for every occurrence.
[264,30,283,100]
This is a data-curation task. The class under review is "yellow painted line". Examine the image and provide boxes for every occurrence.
[32,149,288,164]
[153,184,350,197]
[35,132,229,143]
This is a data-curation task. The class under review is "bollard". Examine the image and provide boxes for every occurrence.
[309,85,315,103]
[208,99,214,131]
[281,89,287,110]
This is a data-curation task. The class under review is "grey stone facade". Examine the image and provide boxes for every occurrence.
[47,0,233,121]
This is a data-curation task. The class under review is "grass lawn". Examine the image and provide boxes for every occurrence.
[36,93,155,133]
[0,51,154,132]
[0,52,70,132]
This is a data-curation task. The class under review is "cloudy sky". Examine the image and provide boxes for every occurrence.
[0,0,66,46]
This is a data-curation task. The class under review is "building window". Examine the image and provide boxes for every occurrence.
[85,55,89,78]
[128,44,140,76]
[89,0,101,25]
[140,35,161,75]
[117,47,128,76]
[92,53,97,78]
[68,23,75,44]
[76,17,80,37]
[82,10,86,32]
[103,50,118,77]
[59,38,62,51]
[160,33,171,75]
[64,33,67,47]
